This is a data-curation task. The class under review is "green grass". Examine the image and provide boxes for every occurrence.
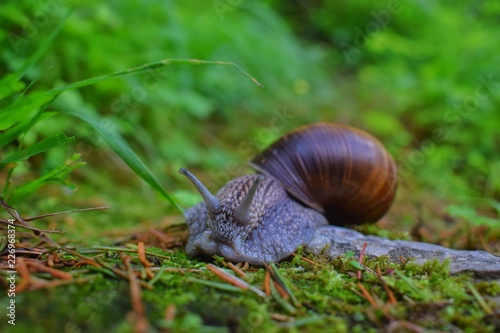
[1,243,499,333]
[1,37,262,209]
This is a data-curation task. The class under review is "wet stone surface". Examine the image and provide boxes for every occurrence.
[305,226,500,280]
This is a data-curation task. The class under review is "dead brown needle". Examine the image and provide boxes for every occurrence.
[27,259,72,280]
[357,283,378,308]
[228,262,247,278]
[206,264,266,298]
[357,242,368,280]
[15,257,31,293]
[137,242,155,279]
[123,255,149,333]
[376,266,397,305]
[264,270,271,296]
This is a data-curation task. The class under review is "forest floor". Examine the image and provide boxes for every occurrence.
[1,188,499,333]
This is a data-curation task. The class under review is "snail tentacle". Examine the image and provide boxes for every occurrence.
[233,175,264,226]
[179,168,221,214]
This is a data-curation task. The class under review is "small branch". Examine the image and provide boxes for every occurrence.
[0,198,58,247]
[0,221,63,234]
[0,199,109,246]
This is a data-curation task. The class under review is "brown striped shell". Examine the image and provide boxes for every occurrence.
[249,122,397,225]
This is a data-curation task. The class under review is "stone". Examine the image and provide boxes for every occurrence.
[305,226,500,280]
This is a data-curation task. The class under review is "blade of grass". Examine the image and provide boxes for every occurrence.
[467,282,493,315]
[149,266,167,286]
[187,277,244,293]
[269,278,296,314]
[0,133,74,167]
[3,55,260,211]
[22,206,109,222]
[62,109,183,213]
[278,315,325,329]
[16,10,72,79]
[2,166,16,200]
[50,61,262,212]
[92,245,171,260]
[0,100,56,149]
[268,263,299,306]
[206,263,266,298]
[0,10,68,100]
[0,73,25,100]
[0,92,55,130]
[50,58,263,94]
[11,153,84,201]
[394,270,425,299]
[0,114,38,148]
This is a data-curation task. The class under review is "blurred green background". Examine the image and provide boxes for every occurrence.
[0,0,499,246]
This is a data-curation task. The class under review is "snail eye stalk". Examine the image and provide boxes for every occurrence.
[179,168,221,213]
[234,176,264,226]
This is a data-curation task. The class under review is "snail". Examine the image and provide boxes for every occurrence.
[179,122,397,265]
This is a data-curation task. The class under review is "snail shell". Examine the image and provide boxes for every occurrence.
[250,122,398,225]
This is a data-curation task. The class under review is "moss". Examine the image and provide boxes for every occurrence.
[3,245,498,333]
[474,281,500,296]
[1,277,131,333]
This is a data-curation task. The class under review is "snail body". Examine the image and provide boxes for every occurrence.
[180,122,397,265]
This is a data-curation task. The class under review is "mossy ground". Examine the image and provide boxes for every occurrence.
[1,181,499,333]
[1,221,499,333]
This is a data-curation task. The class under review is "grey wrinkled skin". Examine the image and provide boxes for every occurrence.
[184,175,328,265]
